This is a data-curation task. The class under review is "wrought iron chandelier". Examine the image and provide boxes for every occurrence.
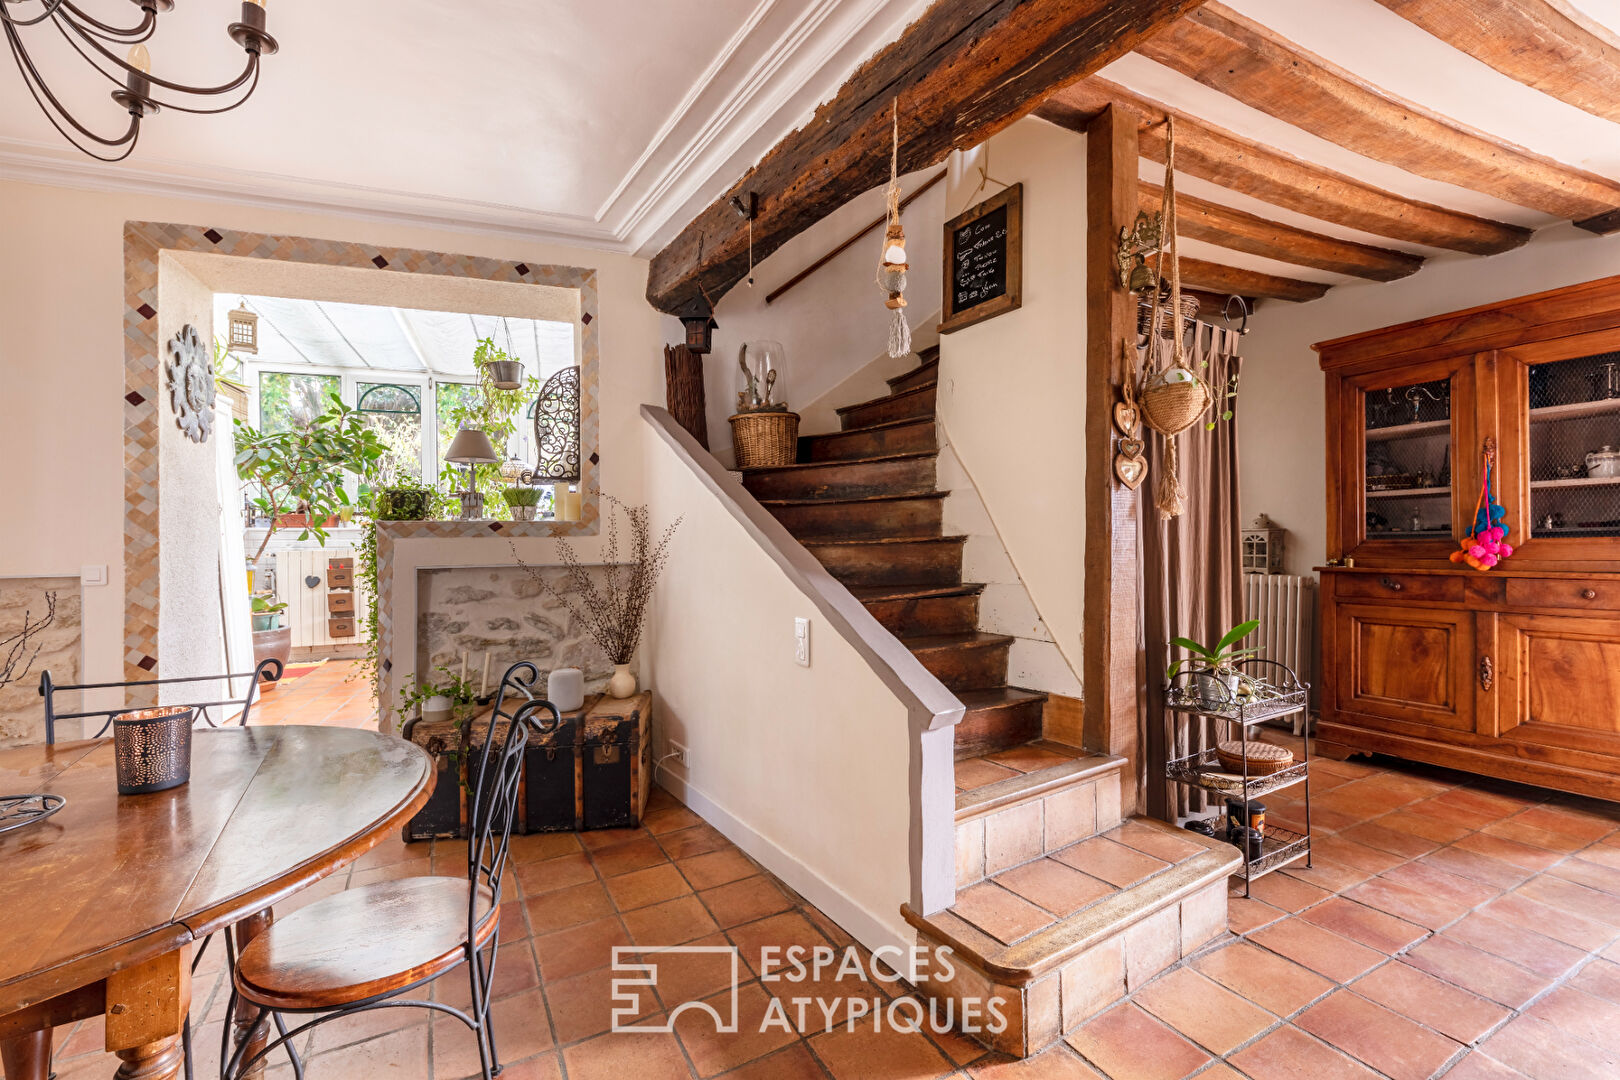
[1,0,277,162]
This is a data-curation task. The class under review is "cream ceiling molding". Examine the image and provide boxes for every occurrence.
[0,0,930,258]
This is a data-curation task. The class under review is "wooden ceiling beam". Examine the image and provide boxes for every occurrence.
[1176,257,1331,302]
[1140,182,1424,281]
[644,0,1211,315]
[1372,0,1620,126]
[1037,79,1532,255]
[1135,2,1620,222]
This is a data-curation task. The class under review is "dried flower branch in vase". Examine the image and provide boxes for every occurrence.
[0,591,56,693]
[510,495,681,699]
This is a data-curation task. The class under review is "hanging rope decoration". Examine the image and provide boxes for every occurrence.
[1137,115,1214,519]
[1452,437,1514,570]
[876,100,912,358]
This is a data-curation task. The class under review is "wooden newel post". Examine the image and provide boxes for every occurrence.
[1084,105,1144,818]
[663,343,709,450]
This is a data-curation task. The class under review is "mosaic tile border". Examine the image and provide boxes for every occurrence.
[123,222,601,683]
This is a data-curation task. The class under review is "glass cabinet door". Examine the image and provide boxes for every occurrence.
[1524,350,1620,540]
[1362,375,1455,540]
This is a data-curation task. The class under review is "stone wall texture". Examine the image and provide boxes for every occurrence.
[1,577,82,745]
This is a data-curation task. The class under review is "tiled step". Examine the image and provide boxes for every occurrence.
[800,417,936,462]
[887,356,940,394]
[954,746,1125,888]
[740,452,936,501]
[955,688,1048,759]
[760,491,946,541]
[902,631,1014,692]
[836,381,937,430]
[801,535,965,588]
[903,818,1242,1058]
[850,582,982,637]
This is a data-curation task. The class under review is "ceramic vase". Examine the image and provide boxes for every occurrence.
[608,663,637,699]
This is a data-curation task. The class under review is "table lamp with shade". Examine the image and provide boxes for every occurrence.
[445,428,500,520]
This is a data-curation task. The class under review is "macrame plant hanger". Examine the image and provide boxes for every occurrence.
[1138,115,1213,519]
[877,99,912,358]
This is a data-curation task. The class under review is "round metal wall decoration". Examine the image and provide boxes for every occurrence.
[531,365,582,483]
[166,323,216,444]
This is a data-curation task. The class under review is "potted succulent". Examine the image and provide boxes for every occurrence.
[502,485,542,521]
[250,596,291,683]
[1166,619,1261,708]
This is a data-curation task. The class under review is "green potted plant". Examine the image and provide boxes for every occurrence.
[501,485,542,522]
[250,596,291,681]
[375,477,436,521]
[437,344,539,521]
[1166,618,1261,706]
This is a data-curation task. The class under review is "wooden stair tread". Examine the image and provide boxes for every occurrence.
[902,631,1016,654]
[834,381,938,415]
[802,534,966,549]
[803,415,936,438]
[739,450,936,474]
[903,818,1242,984]
[956,686,1046,709]
[887,357,940,389]
[847,583,985,602]
[756,491,948,508]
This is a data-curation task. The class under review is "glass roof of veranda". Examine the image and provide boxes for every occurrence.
[211,294,577,380]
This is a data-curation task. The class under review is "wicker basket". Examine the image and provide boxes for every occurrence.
[1140,368,1212,436]
[1215,739,1295,776]
[730,410,800,469]
[1137,294,1199,339]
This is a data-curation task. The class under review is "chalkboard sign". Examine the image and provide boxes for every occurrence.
[940,183,1022,334]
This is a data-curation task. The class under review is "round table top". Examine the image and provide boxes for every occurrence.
[0,726,432,1016]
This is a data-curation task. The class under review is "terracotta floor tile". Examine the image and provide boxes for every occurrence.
[1297,989,1463,1080]
[698,874,793,929]
[1226,895,1290,935]
[1516,873,1620,928]
[1227,1024,1381,1080]
[1299,896,1427,954]
[643,805,704,836]
[1443,911,1588,979]
[621,894,720,947]
[605,863,692,912]
[957,758,1021,790]
[1352,962,1511,1044]
[509,831,583,864]
[623,932,739,1009]
[524,880,616,934]
[1248,917,1386,982]
[432,987,553,1077]
[1279,857,1374,893]
[1480,890,1619,951]
[986,745,1073,773]
[1052,837,1168,888]
[952,882,1054,944]
[1247,869,1333,914]
[1377,809,1473,845]
[591,837,671,878]
[966,1046,1104,1078]
[1344,874,1473,930]
[1441,1053,1533,1080]
[578,826,651,852]
[1484,816,1595,854]
[1402,935,1551,1009]
[303,1023,428,1077]
[1380,860,1504,910]
[535,916,633,982]
[810,1020,955,1080]
[678,848,757,891]
[993,858,1113,916]
[1132,967,1276,1055]
[1570,957,1620,1005]
[717,1043,828,1080]
[1526,985,1620,1056]
[1479,1013,1620,1080]
[1415,846,1534,891]
[561,1029,692,1080]
[1453,831,1565,871]
[515,852,599,897]
[1338,822,1443,859]
[1312,833,1410,875]
[1510,805,1617,847]
[546,964,656,1045]
[1551,854,1620,897]
[728,911,830,977]
[1107,820,1207,863]
[1065,1003,1210,1080]
[659,824,731,861]
[674,982,797,1077]
[1193,940,1334,1017]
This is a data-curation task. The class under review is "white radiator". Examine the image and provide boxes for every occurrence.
[1243,573,1317,726]
[273,547,368,651]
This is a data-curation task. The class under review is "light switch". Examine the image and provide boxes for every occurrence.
[81,565,108,586]
[794,617,810,667]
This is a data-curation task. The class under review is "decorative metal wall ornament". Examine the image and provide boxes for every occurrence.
[0,0,277,162]
[531,366,582,483]
[1116,209,1165,294]
[166,323,216,443]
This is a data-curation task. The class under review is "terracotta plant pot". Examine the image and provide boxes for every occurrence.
[275,513,308,528]
[252,625,291,686]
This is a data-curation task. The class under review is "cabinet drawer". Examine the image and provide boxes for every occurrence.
[1334,573,1464,604]
[1504,578,1620,611]
[327,591,355,613]
[328,616,356,638]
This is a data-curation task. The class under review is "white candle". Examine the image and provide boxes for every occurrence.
[459,651,467,685]
[481,652,491,697]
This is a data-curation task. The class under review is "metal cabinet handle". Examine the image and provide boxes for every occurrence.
[1479,655,1494,692]
[1582,589,1598,600]
[1381,577,1403,591]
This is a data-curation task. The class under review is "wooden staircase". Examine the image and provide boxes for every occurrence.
[743,344,1047,761]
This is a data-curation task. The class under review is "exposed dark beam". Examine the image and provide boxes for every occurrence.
[1037,79,1532,255]
[1137,2,1620,221]
[1373,0,1620,126]
[1177,258,1332,302]
[645,0,1211,315]
[1140,182,1424,281]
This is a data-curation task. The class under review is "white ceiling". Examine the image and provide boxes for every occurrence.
[0,0,929,256]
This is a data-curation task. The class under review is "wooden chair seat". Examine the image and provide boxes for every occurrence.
[234,876,497,1011]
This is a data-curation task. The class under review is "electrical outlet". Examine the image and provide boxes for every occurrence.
[794,617,811,667]
[668,741,688,767]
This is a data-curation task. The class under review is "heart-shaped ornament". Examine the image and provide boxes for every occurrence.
[1114,402,1140,436]
[1115,452,1146,490]
[1118,437,1145,459]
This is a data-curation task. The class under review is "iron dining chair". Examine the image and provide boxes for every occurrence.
[220,661,560,1080]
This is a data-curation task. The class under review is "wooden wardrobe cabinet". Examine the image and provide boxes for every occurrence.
[1319,275,1620,801]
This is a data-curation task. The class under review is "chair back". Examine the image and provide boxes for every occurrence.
[38,659,284,744]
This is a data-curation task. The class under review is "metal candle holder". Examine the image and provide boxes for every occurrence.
[112,706,194,795]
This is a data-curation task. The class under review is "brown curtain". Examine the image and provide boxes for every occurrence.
[1139,322,1244,821]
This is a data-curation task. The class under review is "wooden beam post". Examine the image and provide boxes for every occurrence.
[1084,105,1143,817]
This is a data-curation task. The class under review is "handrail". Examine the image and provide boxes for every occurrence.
[765,170,946,306]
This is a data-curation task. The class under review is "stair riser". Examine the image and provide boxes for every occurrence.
[800,421,935,462]
[863,594,980,637]
[840,385,936,430]
[956,772,1122,888]
[888,361,940,394]
[741,456,935,501]
[808,541,964,588]
[954,696,1044,759]
[917,642,1011,692]
[767,497,943,541]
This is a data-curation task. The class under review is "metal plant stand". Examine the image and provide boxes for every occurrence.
[1165,659,1311,897]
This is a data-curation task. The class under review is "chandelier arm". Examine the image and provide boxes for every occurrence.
[4,20,138,158]
[144,57,260,115]
[56,1,156,39]
[52,13,259,112]
[65,15,258,95]
[0,0,68,28]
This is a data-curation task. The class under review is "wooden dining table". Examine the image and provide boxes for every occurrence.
[0,725,432,1080]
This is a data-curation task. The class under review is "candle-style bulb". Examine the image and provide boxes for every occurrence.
[245,0,266,6]
[127,44,151,75]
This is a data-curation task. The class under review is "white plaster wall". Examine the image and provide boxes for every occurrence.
[700,167,946,459]
[936,117,1089,692]
[0,178,663,693]
[1238,224,1620,580]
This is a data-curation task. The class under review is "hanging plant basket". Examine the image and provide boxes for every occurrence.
[1140,366,1212,437]
[730,411,800,469]
[1137,294,1200,339]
